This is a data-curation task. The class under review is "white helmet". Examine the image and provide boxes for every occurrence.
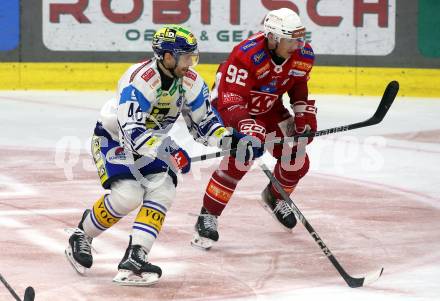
[263,8,305,43]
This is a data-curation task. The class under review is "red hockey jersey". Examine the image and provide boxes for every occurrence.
[212,32,315,129]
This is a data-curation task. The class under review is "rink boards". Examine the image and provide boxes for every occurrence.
[0,63,439,97]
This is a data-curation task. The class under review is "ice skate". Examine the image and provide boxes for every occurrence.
[65,209,94,275]
[113,236,162,286]
[191,207,219,250]
[259,185,297,231]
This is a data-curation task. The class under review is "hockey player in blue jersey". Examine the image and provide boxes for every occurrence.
[65,25,262,286]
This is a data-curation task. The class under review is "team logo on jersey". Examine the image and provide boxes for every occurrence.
[251,49,268,65]
[289,69,306,77]
[292,60,312,71]
[185,69,197,81]
[141,68,156,83]
[300,47,314,59]
[240,40,257,52]
[106,146,127,164]
[248,90,278,115]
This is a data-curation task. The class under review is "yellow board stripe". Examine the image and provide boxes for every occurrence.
[309,66,440,97]
[1,63,439,97]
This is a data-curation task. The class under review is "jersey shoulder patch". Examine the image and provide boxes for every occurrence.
[290,43,315,76]
[182,67,204,92]
[131,61,160,102]
[234,33,268,68]
[182,67,206,103]
[237,32,265,53]
[240,39,258,53]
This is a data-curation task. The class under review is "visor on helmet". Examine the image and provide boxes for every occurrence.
[177,50,200,67]
[282,27,306,49]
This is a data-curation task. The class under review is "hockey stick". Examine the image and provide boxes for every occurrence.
[0,273,35,301]
[259,163,384,288]
[0,273,21,301]
[192,80,399,162]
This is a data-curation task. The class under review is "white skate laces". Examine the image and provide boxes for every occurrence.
[202,213,218,231]
[64,228,96,254]
[190,213,219,250]
[64,227,95,275]
[132,247,148,266]
[273,200,294,219]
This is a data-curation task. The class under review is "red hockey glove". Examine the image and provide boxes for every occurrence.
[237,119,266,142]
[220,119,266,162]
[230,119,266,161]
[292,100,317,144]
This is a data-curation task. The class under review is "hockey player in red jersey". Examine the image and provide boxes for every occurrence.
[192,8,317,249]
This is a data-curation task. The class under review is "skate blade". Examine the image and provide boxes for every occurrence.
[65,246,89,275]
[113,270,159,286]
[190,233,214,250]
[257,198,293,233]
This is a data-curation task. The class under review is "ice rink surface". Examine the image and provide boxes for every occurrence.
[0,90,439,300]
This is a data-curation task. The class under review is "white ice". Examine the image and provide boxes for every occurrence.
[0,90,439,301]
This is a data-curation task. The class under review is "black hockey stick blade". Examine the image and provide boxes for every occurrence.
[340,266,384,288]
[370,80,399,124]
[23,286,35,301]
[333,80,399,132]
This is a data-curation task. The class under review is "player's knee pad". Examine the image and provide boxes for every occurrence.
[82,180,142,235]
[110,179,145,214]
[269,155,309,197]
[143,173,176,210]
